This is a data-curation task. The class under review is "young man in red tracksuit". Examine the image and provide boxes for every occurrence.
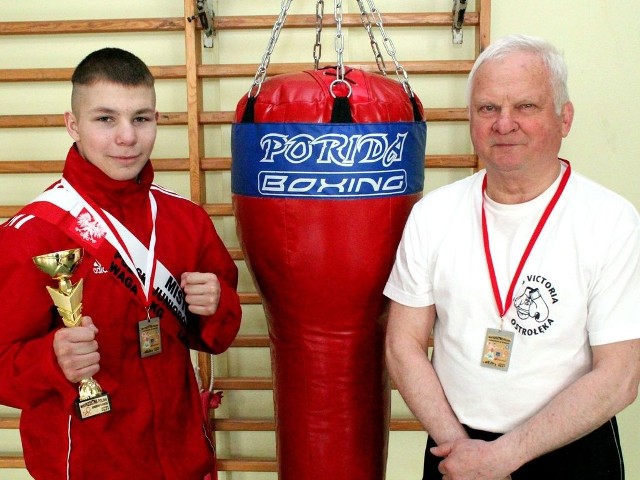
[0,48,241,479]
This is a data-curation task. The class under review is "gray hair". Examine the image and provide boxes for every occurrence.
[466,34,570,115]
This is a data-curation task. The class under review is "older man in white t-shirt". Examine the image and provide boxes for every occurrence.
[384,34,640,480]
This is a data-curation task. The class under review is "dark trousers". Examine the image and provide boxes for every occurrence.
[422,417,624,480]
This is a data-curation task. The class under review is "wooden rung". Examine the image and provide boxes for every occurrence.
[203,203,233,216]
[200,154,474,172]
[216,377,272,390]
[228,248,244,261]
[0,68,73,83]
[391,418,425,431]
[200,157,232,171]
[238,293,261,304]
[0,206,19,218]
[198,108,468,125]
[0,113,187,128]
[0,154,476,176]
[0,456,24,468]
[228,334,436,350]
[0,417,421,432]
[231,335,271,348]
[0,12,480,37]
[1,60,472,83]
[0,112,150,127]
[212,418,422,432]
[203,154,478,171]
[425,108,469,122]
[0,107,469,129]
[0,417,19,429]
[216,12,479,30]
[231,335,433,348]
[0,114,64,128]
[149,158,191,171]
[0,159,188,174]
[0,416,422,435]
[0,18,185,35]
[0,108,468,129]
[198,60,474,79]
[214,367,431,391]
[223,333,437,349]
[427,154,477,168]
[0,66,186,83]
[217,458,276,472]
[197,108,468,125]
[214,418,275,431]
[0,455,274,472]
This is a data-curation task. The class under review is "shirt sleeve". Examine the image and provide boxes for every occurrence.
[383,201,435,308]
[587,203,640,345]
[0,219,79,410]
[184,207,241,354]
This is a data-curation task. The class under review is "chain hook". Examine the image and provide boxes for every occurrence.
[186,0,216,48]
[452,0,468,45]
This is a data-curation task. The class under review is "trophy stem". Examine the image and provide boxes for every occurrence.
[58,277,74,296]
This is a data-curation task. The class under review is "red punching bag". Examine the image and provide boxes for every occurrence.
[232,65,426,479]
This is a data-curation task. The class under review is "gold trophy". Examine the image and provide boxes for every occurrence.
[33,248,111,419]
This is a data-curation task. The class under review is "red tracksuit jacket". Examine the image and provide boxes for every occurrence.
[0,145,241,479]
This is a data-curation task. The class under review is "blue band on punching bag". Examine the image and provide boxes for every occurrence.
[231,122,426,199]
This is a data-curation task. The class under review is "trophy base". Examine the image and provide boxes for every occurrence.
[75,393,111,420]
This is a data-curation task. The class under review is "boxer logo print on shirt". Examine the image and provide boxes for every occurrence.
[510,276,560,337]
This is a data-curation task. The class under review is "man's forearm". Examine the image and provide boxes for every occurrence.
[496,341,640,472]
[434,340,640,478]
[387,342,467,445]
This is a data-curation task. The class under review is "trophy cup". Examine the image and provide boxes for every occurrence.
[33,248,111,419]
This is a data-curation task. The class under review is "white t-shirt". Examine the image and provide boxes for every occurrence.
[384,165,640,432]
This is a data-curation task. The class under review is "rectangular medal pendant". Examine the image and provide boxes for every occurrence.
[138,317,162,358]
[481,328,514,372]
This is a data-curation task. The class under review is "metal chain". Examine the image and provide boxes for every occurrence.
[313,0,324,69]
[354,0,387,75]
[363,0,415,97]
[330,0,352,97]
[247,0,413,100]
[247,0,293,98]
[333,0,345,80]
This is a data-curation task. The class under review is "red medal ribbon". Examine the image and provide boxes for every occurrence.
[482,160,571,318]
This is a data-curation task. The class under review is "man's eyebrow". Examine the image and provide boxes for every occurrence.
[88,107,118,115]
[133,107,156,115]
[88,107,155,115]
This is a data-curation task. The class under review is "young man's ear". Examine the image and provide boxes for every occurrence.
[64,111,80,142]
